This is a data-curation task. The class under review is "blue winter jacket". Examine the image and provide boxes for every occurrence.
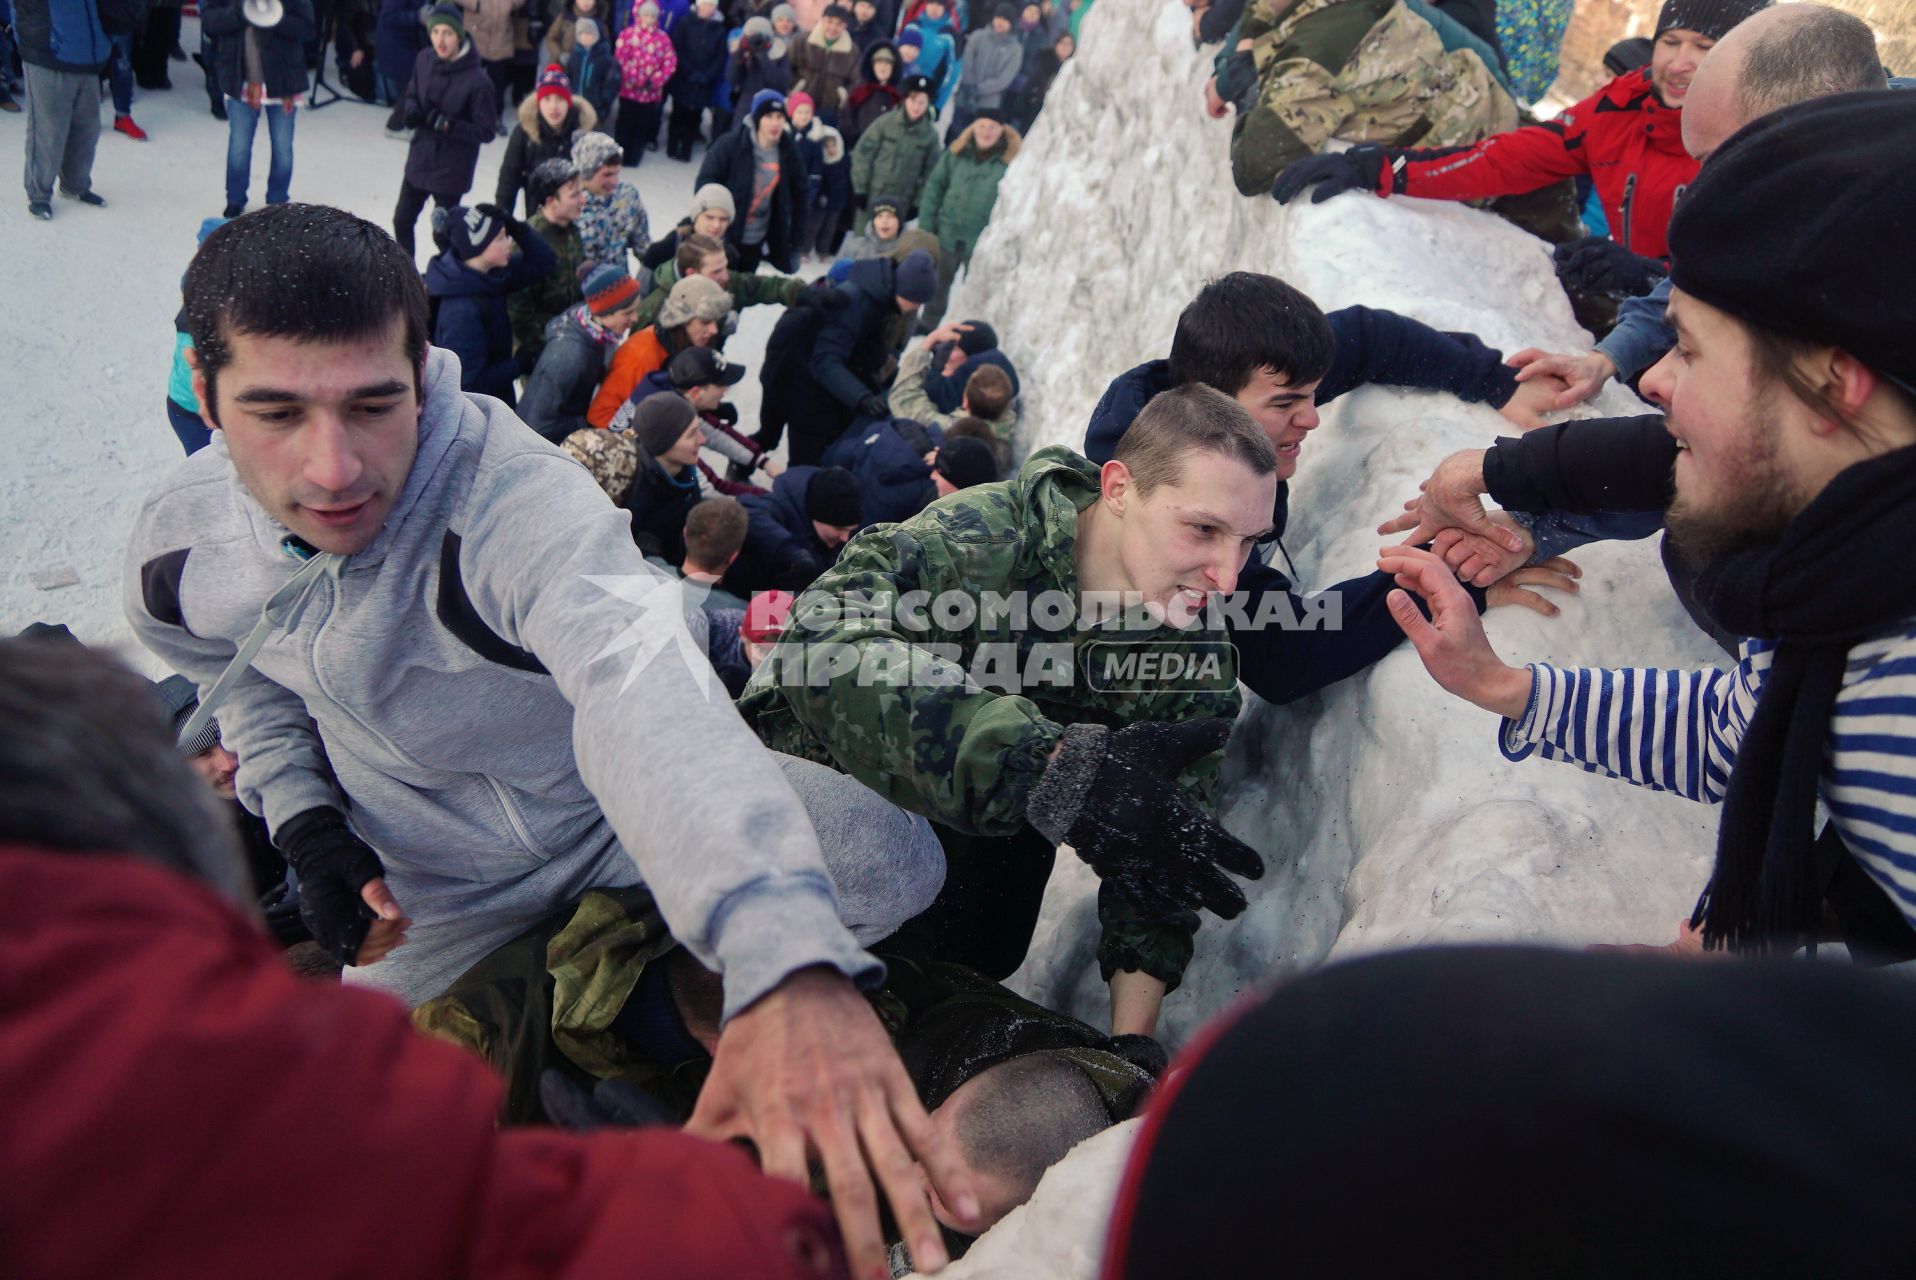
[13,0,111,74]
[375,0,424,87]
[733,467,846,592]
[1082,304,1506,705]
[425,229,560,402]
[823,417,941,526]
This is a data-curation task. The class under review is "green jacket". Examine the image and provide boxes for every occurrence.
[506,213,587,369]
[849,105,943,212]
[738,447,1242,985]
[1218,0,1517,196]
[917,122,1021,261]
[633,257,807,330]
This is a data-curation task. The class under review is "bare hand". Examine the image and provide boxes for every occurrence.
[1377,545,1532,718]
[1204,76,1229,119]
[758,455,786,478]
[350,49,366,67]
[1496,368,1572,430]
[1506,348,1618,410]
[1485,557,1581,618]
[686,967,979,1279]
[1431,511,1533,587]
[355,877,411,966]
[1377,449,1521,552]
[918,321,970,351]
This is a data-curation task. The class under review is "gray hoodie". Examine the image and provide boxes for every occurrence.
[124,347,877,1014]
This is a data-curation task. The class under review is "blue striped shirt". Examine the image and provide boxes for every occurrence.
[1499,620,1916,926]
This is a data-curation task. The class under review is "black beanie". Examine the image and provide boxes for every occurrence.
[1668,90,1916,399]
[632,392,698,457]
[804,466,863,528]
[1655,0,1771,41]
[956,321,999,357]
[934,436,998,490]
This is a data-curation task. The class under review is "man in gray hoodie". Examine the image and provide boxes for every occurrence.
[125,202,979,1279]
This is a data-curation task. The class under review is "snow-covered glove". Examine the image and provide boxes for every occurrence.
[1552,235,1667,299]
[1026,720,1265,920]
[857,392,892,419]
[276,806,386,968]
[1271,145,1391,205]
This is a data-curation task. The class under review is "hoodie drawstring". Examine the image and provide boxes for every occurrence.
[176,548,344,747]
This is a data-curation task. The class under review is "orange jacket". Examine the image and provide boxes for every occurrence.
[588,325,671,429]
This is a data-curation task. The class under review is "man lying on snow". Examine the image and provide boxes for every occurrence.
[0,639,852,1280]
[741,385,1274,1040]
[1380,90,1916,962]
[122,203,979,1279]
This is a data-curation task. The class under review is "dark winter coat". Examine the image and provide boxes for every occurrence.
[792,118,852,215]
[729,467,845,592]
[1015,44,1065,128]
[841,40,901,144]
[624,455,705,560]
[375,0,425,87]
[846,12,887,50]
[425,225,560,401]
[402,42,500,195]
[727,34,792,104]
[804,254,902,407]
[695,121,807,273]
[825,416,940,526]
[668,9,729,109]
[495,93,601,212]
[564,38,623,120]
[1082,303,1516,706]
[200,0,316,99]
[13,0,112,73]
[517,307,618,442]
[789,25,860,114]
[847,97,938,211]
[917,120,1019,260]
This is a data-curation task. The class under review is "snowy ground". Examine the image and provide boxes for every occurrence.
[0,30,781,665]
[5,8,1727,1278]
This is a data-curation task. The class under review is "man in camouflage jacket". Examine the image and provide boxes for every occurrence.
[739,388,1276,1036]
[1212,0,1519,197]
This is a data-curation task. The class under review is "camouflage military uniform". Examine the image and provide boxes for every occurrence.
[737,446,1244,988]
[1218,0,1520,197]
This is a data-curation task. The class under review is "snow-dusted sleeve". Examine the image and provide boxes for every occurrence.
[1498,649,1769,804]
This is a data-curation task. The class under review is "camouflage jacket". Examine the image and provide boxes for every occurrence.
[737,446,1243,985]
[1219,0,1518,196]
[507,213,588,368]
[632,256,807,330]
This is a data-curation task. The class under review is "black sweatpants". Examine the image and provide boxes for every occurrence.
[616,98,664,164]
[393,180,462,258]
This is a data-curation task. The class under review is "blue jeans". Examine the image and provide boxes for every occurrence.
[225,98,296,208]
[375,70,403,106]
[107,31,134,115]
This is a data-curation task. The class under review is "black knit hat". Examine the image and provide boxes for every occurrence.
[1667,90,1916,399]
[632,392,698,457]
[956,321,998,356]
[1654,0,1771,41]
[934,436,998,490]
[901,74,934,99]
[804,466,863,528]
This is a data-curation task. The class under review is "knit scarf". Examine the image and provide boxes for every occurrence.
[1690,443,1916,953]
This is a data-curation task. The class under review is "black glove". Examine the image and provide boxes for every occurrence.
[276,806,387,968]
[795,279,851,312]
[1027,719,1265,920]
[1551,235,1667,299]
[857,392,892,419]
[713,401,740,427]
[1270,145,1390,205]
[403,105,424,129]
[1214,48,1256,109]
[853,191,868,210]
[429,108,451,132]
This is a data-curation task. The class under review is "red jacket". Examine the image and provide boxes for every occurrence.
[0,845,845,1280]
[1392,69,1697,259]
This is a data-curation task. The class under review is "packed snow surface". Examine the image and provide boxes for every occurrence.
[3,5,1723,1277]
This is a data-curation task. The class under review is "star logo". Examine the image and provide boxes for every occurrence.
[581,571,720,701]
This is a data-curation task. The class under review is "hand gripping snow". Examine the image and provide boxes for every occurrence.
[1027,719,1266,920]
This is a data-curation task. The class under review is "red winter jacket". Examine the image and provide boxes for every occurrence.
[1391,68,1697,259]
[0,845,845,1280]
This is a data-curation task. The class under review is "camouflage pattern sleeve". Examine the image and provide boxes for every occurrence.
[1230,54,1350,195]
[1096,880,1200,991]
[749,524,1065,836]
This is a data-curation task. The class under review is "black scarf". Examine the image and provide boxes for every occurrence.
[1690,443,1916,953]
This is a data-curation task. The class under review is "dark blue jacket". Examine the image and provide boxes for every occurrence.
[923,346,1019,413]
[808,255,902,408]
[695,119,807,273]
[401,42,497,195]
[566,40,623,121]
[669,10,729,107]
[14,0,111,74]
[375,0,424,87]
[825,417,941,526]
[730,467,842,593]
[425,225,559,402]
[1082,304,1505,705]
[202,0,316,102]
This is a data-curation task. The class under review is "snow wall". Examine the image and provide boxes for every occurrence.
[926,1,1725,1270]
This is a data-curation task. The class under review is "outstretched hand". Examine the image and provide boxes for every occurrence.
[687,967,980,1280]
[1506,347,1617,410]
[1486,557,1581,618]
[1377,449,1520,553]
[1431,511,1533,587]
[1377,545,1532,719]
